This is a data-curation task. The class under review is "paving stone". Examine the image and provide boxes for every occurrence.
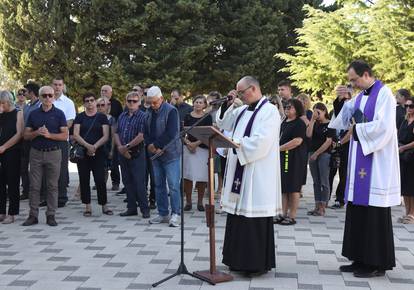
[8,280,36,287]
[64,276,90,282]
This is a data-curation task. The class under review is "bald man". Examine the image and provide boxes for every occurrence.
[101,85,123,120]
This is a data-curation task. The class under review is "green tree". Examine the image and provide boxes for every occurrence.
[0,0,324,104]
[278,0,414,101]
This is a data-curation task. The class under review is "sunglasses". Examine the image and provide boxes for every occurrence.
[84,98,95,103]
[97,103,106,107]
[127,99,139,104]
[405,104,414,109]
[41,94,54,99]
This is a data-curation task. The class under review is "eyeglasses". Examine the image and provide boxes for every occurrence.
[40,94,54,99]
[285,105,292,110]
[97,103,106,107]
[84,98,95,103]
[127,99,139,104]
[405,104,414,109]
[237,85,253,97]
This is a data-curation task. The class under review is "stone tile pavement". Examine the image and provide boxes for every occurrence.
[0,164,414,289]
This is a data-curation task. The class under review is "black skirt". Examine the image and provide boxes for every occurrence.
[222,214,275,272]
[342,202,395,270]
[400,157,414,196]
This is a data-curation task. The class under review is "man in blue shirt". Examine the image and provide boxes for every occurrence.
[22,86,68,227]
[146,86,182,227]
[114,91,150,218]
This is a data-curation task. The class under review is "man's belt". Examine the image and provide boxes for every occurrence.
[35,146,60,152]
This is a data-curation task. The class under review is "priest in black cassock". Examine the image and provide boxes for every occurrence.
[330,60,400,278]
[216,76,282,276]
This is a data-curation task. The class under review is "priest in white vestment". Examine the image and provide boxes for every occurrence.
[216,76,282,276]
[329,60,400,278]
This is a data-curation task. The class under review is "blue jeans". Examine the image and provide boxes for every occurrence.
[119,151,149,214]
[152,158,181,216]
[309,152,331,203]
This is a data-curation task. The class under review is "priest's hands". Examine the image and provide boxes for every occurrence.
[227,90,243,108]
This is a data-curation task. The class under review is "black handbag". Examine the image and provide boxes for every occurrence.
[69,114,98,163]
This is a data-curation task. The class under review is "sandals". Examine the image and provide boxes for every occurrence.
[280,217,296,226]
[83,211,92,217]
[102,208,113,215]
[273,214,286,224]
[402,215,414,224]
[307,209,318,216]
[184,204,192,211]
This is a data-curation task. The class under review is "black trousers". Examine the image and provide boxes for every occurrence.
[0,149,21,215]
[20,141,31,196]
[329,144,348,204]
[77,151,107,205]
[110,148,121,186]
[146,152,156,203]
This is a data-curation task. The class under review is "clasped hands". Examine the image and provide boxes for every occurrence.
[148,144,163,156]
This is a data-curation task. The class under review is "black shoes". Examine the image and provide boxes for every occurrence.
[339,262,385,278]
[58,202,66,208]
[46,215,58,226]
[39,201,47,207]
[111,184,120,191]
[142,212,151,219]
[354,267,385,278]
[116,188,126,196]
[119,210,138,217]
[20,194,29,200]
[339,262,361,273]
[22,216,39,226]
[149,201,156,210]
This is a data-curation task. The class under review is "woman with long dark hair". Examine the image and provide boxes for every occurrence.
[306,102,335,216]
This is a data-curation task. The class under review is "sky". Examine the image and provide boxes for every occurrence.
[323,0,336,5]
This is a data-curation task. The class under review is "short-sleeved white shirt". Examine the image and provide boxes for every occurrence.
[53,94,76,121]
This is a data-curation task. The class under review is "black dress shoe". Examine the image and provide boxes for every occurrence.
[142,212,150,219]
[46,215,58,226]
[339,262,362,273]
[39,201,47,207]
[20,194,29,200]
[116,188,126,196]
[119,210,138,217]
[354,267,385,278]
[149,201,156,210]
[243,269,268,277]
[123,198,128,203]
[22,216,39,226]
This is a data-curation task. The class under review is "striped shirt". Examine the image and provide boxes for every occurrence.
[117,109,146,145]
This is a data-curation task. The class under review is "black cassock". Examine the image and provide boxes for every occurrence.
[222,213,275,272]
[342,202,395,270]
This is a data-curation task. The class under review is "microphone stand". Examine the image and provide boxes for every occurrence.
[151,108,219,287]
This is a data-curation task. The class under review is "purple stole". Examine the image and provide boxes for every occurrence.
[230,98,268,194]
[345,80,383,206]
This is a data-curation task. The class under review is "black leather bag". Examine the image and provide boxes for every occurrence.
[69,143,86,163]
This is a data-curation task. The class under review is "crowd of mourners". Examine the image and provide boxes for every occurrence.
[0,77,413,228]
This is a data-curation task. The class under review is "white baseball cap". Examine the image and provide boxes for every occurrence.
[146,86,162,98]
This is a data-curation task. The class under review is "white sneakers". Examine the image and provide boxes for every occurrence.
[149,214,181,227]
[169,214,180,227]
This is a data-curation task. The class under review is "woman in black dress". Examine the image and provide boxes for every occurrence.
[0,91,24,224]
[398,97,414,224]
[275,99,307,225]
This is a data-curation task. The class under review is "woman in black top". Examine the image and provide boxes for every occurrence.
[398,97,414,224]
[306,102,335,216]
[0,91,24,224]
[73,93,111,216]
[276,99,307,225]
[183,95,213,211]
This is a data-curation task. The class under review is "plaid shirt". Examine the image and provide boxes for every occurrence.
[117,109,146,145]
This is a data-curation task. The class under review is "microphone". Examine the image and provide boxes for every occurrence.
[209,95,233,105]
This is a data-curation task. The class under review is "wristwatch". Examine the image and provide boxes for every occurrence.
[126,143,130,149]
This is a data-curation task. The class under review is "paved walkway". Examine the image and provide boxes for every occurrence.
[0,164,413,290]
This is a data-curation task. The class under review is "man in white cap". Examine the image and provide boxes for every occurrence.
[145,86,182,227]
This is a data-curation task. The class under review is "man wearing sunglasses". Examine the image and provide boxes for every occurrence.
[22,86,68,227]
[114,92,150,218]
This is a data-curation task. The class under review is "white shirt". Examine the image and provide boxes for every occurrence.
[53,94,76,121]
